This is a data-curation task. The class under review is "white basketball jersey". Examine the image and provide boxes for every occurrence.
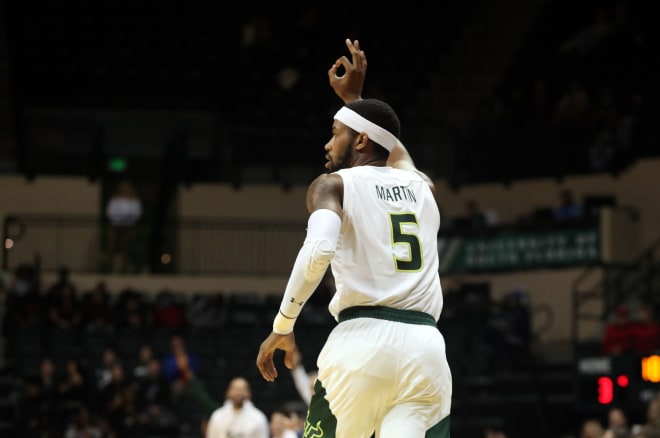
[328,166,444,321]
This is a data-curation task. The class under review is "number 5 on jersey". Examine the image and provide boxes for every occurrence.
[390,213,422,272]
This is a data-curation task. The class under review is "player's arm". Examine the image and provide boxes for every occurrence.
[257,174,343,382]
[387,141,436,195]
[276,172,343,332]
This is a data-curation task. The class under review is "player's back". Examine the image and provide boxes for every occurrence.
[328,166,443,321]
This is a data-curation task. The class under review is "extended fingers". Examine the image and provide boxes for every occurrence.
[344,39,366,71]
[256,350,278,382]
[352,45,366,71]
[257,358,277,382]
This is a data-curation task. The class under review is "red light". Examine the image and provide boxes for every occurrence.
[597,376,614,404]
[617,374,629,387]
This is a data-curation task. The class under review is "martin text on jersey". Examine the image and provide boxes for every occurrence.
[375,185,417,203]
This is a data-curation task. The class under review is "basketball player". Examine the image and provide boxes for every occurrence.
[256,39,452,438]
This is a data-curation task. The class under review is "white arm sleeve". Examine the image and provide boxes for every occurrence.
[273,209,341,334]
[291,364,313,406]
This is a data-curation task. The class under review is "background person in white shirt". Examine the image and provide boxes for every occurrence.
[105,178,143,273]
[205,377,269,438]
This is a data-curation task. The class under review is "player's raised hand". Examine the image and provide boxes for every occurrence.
[328,38,366,104]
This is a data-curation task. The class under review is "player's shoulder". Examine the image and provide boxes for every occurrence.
[309,172,343,192]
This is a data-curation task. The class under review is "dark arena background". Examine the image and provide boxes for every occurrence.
[0,0,659,437]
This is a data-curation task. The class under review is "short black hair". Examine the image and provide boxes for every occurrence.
[345,98,401,143]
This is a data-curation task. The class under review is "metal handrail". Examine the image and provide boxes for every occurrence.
[571,236,660,354]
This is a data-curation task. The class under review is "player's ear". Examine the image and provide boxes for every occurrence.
[355,133,368,149]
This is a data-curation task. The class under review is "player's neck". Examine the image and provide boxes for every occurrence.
[352,156,386,168]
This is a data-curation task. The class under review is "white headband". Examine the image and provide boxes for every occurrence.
[334,106,398,152]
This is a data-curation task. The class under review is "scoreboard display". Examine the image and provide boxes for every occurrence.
[576,354,660,413]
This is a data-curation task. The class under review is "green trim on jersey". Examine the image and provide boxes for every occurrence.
[337,305,437,327]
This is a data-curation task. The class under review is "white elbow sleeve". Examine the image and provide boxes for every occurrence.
[303,209,341,280]
[303,238,336,280]
[273,209,341,334]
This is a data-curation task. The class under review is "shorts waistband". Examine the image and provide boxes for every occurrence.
[337,306,437,327]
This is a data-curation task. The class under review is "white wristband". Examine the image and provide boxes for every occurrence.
[273,311,296,335]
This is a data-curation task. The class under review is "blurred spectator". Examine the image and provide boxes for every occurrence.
[580,418,605,438]
[279,400,308,438]
[632,393,660,437]
[205,377,269,438]
[482,287,532,370]
[287,348,316,438]
[97,362,137,437]
[134,357,179,436]
[132,343,157,383]
[552,80,590,128]
[602,305,635,355]
[603,407,630,438]
[152,290,186,330]
[46,267,77,298]
[63,406,104,438]
[8,262,40,297]
[106,178,143,273]
[46,282,81,331]
[94,347,120,391]
[289,348,316,407]
[186,293,226,332]
[631,303,660,354]
[174,353,218,418]
[559,7,612,55]
[172,363,269,438]
[553,188,584,221]
[484,427,509,438]
[81,281,114,334]
[241,13,274,49]
[4,263,44,332]
[20,356,61,437]
[269,406,299,438]
[114,289,150,330]
[276,64,301,93]
[57,358,88,419]
[161,334,199,385]
[587,87,621,171]
[465,199,489,229]
[135,357,171,410]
